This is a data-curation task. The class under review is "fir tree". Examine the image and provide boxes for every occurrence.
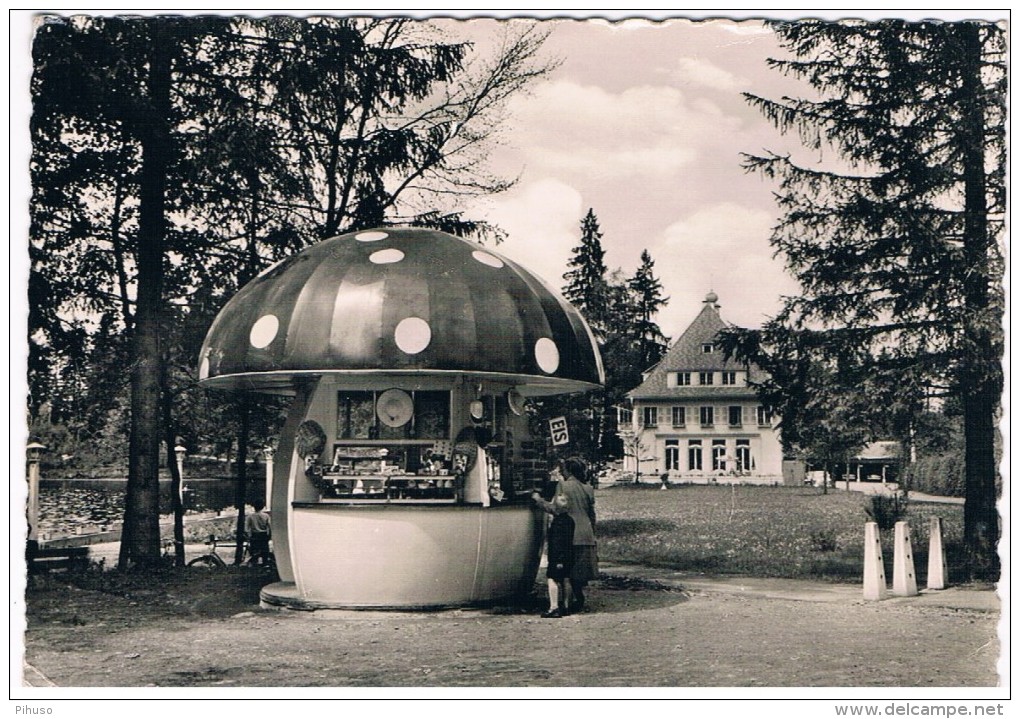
[740,19,1005,577]
[562,209,610,336]
[628,249,669,369]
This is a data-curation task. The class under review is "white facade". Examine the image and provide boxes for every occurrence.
[620,293,783,484]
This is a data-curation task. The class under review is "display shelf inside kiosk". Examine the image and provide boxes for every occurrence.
[311,443,458,502]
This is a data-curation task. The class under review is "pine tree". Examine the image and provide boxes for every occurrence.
[743,19,1005,577]
[562,209,610,336]
[628,249,669,369]
[560,222,669,461]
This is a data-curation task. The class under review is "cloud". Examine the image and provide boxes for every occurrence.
[505,80,741,180]
[469,189,797,336]
[469,178,585,293]
[662,201,774,252]
[672,57,748,92]
[651,202,799,331]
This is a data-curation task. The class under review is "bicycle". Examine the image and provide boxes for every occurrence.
[186,534,275,569]
[187,534,238,568]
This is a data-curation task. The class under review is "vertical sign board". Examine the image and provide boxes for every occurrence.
[549,416,570,446]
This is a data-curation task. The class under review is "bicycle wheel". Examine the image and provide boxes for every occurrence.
[187,555,224,569]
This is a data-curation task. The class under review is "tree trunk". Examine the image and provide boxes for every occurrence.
[322,114,344,238]
[161,382,185,568]
[958,23,1001,579]
[963,383,998,575]
[109,142,134,332]
[118,20,173,570]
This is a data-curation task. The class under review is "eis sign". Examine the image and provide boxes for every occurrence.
[548,416,569,446]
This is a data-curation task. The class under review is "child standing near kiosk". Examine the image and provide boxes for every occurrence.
[534,492,575,618]
[245,500,272,567]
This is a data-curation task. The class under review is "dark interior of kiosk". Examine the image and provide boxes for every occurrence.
[307,389,546,504]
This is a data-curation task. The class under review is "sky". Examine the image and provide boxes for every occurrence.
[11,10,1001,339]
[443,15,804,335]
[423,10,1003,337]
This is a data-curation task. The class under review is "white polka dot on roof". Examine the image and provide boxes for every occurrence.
[249,314,279,349]
[471,250,504,268]
[355,231,389,242]
[369,248,404,264]
[534,337,560,374]
[394,317,431,354]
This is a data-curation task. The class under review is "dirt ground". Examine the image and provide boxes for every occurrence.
[18,565,1001,690]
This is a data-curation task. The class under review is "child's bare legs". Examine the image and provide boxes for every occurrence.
[546,578,562,612]
[545,578,575,616]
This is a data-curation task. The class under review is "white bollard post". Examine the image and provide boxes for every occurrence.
[927,516,948,590]
[26,442,46,543]
[174,445,187,505]
[892,520,918,596]
[863,521,888,600]
[264,447,275,510]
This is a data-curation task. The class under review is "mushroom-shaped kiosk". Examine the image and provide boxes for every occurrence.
[199,228,604,609]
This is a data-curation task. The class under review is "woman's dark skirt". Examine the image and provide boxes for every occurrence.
[570,544,599,585]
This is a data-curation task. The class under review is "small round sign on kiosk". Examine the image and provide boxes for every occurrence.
[376,389,413,428]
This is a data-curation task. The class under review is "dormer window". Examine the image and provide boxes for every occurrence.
[701,343,714,353]
[699,372,714,385]
[668,372,692,388]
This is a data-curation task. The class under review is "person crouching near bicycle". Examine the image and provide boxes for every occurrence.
[245,500,272,566]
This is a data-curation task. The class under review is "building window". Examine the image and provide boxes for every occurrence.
[643,406,658,428]
[756,406,773,426]
[700,406,714,427]
[702,343,714,353]
[672,406,686,427]
[699,372,714,385]
[668,372,693,388]
[688,440,702,471]
[728,406,742,427]
[721,371,737,385]
[665,439,680,471]
[736,439,752,473]
[712,439,727,471]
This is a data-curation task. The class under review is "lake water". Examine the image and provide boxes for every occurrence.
[34,481,262,538]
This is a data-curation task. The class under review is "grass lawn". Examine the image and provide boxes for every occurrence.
[595,484,967,584]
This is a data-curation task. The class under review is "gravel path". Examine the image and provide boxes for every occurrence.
[21,566,1001,689]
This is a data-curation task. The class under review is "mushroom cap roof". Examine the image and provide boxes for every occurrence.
[198,228,605,395]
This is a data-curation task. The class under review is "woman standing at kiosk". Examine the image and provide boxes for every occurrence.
[535,456,597,613]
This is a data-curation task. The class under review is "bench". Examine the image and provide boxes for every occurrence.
[27,545,90,574]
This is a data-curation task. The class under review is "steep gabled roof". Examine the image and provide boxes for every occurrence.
[628,293,765,400]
